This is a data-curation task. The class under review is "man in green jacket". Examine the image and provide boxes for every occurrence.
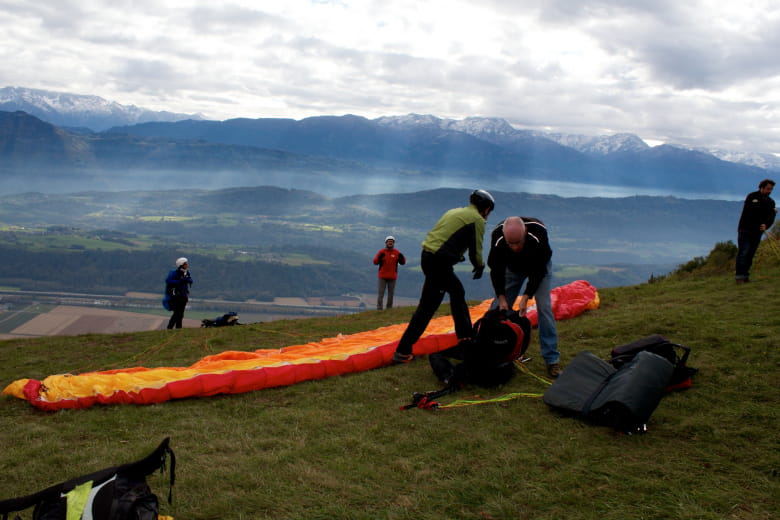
[392,190,495,364]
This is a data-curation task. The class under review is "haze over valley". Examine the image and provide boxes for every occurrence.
[0,87,771,311]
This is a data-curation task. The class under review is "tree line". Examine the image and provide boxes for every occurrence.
[0,245,380,301]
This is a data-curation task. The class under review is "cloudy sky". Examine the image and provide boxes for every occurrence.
[1,0,778,153]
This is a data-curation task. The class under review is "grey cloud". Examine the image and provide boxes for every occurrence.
[113,59,184,91]
[446,56,513,90]
[186,5,288,33]
[9,1,87,32]
[567,3,780,90]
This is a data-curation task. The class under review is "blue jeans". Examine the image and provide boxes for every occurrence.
[489,262,560,365]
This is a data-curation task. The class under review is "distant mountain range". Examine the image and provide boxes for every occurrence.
[0,86,776,197]
[0,86,203,132]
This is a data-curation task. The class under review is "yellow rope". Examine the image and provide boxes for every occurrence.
[437,391,544,409]
[515,359,555,386]
[69,332,182,374]
[434,360,553,409]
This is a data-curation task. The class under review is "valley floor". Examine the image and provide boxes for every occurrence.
[0,291,420,339]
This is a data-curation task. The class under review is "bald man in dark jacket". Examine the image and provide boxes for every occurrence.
[487,216,561,378]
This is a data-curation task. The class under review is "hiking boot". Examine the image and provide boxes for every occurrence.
[392,352,415,364]
[546,363,562,378]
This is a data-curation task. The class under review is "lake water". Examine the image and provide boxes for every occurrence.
[506,179,744,201]
[340,174,745,201]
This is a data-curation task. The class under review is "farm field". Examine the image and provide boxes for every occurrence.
[0,291,417,339]
[0,305,200,339]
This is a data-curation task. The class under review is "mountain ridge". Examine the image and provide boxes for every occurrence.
[3,86,778,171]
[0,91,774,199]
[99,113,774,195]
[0,86,203,132]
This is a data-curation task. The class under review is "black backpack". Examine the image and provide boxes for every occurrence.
[0,438,175,520]
[201,311,240,328]
[430,309,531,388]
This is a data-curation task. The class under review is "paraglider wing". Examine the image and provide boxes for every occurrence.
[3,281,599,411]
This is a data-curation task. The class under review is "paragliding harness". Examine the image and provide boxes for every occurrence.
[201,311,241,328]
[0,438,175,520]
[402,309,532,410]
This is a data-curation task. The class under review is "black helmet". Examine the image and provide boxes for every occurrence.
[469,189,495,213]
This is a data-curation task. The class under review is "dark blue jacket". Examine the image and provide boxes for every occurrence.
[738,190,776,234]
[166,267,193,300]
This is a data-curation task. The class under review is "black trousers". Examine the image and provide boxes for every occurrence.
[395,251,473,355]
[430,344,515,388]
[167,298,188,329]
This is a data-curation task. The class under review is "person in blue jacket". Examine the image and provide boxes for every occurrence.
[166,257,193,329]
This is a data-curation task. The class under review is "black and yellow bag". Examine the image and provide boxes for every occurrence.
[0,438,175,520]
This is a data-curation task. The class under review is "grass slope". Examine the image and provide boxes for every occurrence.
[0,253,778,519]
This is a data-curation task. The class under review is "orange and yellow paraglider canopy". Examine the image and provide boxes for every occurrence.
[3,280,599,411]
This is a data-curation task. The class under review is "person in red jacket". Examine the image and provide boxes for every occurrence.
[373,236,406,310]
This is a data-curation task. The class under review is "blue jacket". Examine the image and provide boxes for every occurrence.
[166,267,193,300]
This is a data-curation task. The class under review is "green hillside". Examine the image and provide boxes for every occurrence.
[0,241,778,519]
[0,186,740,296]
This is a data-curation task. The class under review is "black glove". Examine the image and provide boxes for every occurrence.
[378,252,385,265]
[472,265,484,279]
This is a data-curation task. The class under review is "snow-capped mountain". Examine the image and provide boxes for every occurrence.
[376,114,652,155]
[3,86,776,172]
[537,132,650,155]
[376,114,525,141]
[0,86,202,131]
[698,148,780,172]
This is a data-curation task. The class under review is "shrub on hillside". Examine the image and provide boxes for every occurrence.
[754,222,780,268]
[671,241,737,278]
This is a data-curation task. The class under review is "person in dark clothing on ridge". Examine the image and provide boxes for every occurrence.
[487,216,562,378]
[373,236,406,310]
[736,179,776,283]
[166,257,193,329]
[392,190,495,364]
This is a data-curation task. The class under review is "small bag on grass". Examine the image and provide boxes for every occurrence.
[0,438,175,520]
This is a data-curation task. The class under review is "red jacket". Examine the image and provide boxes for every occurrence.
[373,248,406,280]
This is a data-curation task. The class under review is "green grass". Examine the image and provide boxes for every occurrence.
[0,230,148,252]
[1,259,778,519]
